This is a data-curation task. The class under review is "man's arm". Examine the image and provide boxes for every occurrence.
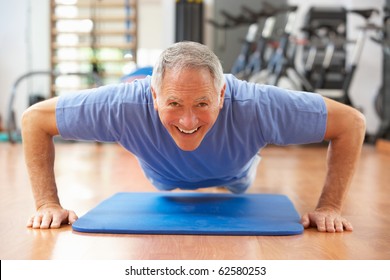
[22,97,77,229]
[301,97,366,232]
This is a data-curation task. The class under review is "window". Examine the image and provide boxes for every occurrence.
[50,0,137,96]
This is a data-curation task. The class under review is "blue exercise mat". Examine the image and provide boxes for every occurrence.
[72,192,304,236]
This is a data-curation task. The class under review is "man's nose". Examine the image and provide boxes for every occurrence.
[179,108,199,128]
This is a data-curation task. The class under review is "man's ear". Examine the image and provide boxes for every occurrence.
[151,87,158,111]
[219,83,226,109]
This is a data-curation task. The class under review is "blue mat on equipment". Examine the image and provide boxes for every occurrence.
[72,192,304,236]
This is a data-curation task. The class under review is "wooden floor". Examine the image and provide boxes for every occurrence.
[0,142,389,260]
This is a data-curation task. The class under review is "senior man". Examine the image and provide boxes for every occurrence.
[22,41,365,232]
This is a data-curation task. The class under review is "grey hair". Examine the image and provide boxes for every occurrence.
[151,41,225,95]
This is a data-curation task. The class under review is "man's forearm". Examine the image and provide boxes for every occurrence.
[22,104,61,209]
[24,135,59,209]
[317,113,366,211]
[317,142,358,211]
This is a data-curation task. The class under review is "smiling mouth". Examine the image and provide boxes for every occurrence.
[176,126,199,134]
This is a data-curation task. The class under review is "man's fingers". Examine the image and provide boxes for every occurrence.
[300,214,310,228]
[343,220,353,231]
[27,216,34,228]
[51,209,77,227]
[315,216,326,232]
[67,210,78,224]
[334,217,344,232]
[50,214,64,228]
[40,213,54,229]
[325,216,353,233]
[32,215,43,229]
[303,209,353,233]
[27,208,78,229]
[325,216,336,233]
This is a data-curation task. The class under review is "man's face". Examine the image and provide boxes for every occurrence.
[152,68,225,151]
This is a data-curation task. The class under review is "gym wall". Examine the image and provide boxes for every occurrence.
[0,0,386,136]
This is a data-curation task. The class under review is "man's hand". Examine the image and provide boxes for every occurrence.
[304,98,364,233]
[27,203,78,229]
[22,98,78,230]
[301,207,353,233]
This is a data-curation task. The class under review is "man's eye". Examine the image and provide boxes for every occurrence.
[169,102,180,107]
[197,102,208,107]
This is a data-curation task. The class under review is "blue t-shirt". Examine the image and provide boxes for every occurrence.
[56,74,327,191]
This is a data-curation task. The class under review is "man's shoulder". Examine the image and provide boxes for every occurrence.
[117,76,153,104]
[223,74,264,102]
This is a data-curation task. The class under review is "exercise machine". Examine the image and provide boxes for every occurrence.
[248,5,314,91]
[208,7,260,77]
[299,7,379,108]
[208,2,298,81]
[7,70,102,143]
[373,6,390,140]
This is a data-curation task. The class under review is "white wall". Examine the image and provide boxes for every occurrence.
[0,0,50,132]
[137,0,166,67]
[0,0,25,124]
